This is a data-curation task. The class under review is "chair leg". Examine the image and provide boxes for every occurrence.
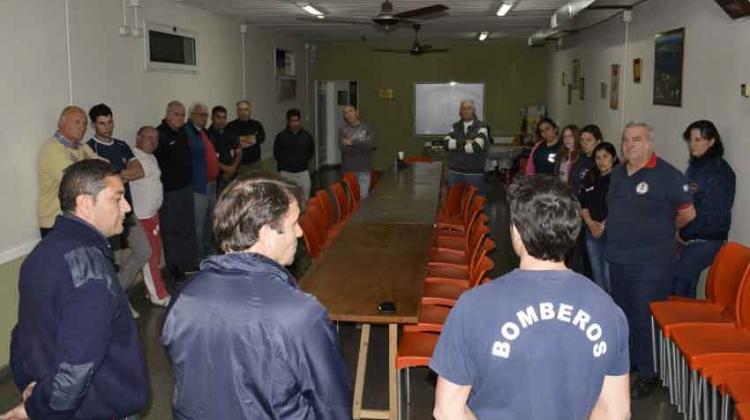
[712,384,719,420]
[406,367,411,405]
[651,316,658,375]
[702,376,710,420]
[669,341,676,405]
[397,369,402,420]
[721,393,730,420]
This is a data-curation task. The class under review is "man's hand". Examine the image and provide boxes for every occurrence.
[342,135,353,146]
[0,403,28,420]
[22,382,35,401]
[588,220,605,238]
[239,135,255,148]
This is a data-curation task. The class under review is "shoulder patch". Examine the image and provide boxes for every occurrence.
[63,247,118,296]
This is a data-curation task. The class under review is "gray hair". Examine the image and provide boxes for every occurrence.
[460,99,475,109]
[165,100,184,115]
[623,121,654,141]
[188,102,208,115]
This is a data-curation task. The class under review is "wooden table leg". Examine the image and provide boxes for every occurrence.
[353,323,371,419]
[389,323,398,419]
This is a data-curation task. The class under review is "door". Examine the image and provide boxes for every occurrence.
[314,80,358,168]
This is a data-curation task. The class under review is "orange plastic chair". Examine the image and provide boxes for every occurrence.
[651,242,750,386]
[298,215,321,259]
[433,219,489,257]
[404,304,452,333]
[404,156,433,164]
[427,238,496,288]
[395,331,440,409]
[421,256,495,307]
[314,190,345,239]
[738,402,750,420]
[428,236,495,270]
[436,185,477,233]
[668,264,750,417]
[435,194,487,241]
[722,372,750,418]
[329,182,350,222]
[342,172,361,210]
[305,199,333,249]
[437,184,465,220]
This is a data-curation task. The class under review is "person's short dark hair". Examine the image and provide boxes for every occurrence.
[59,160,118,213]
[683,119,724,161]
[286,108,301,120]
[212,105,227,116]
[580,124,604,141]
[535,117,558,137]
[213,174,301,253]
[88,103,113,122]
[508,175,580,262]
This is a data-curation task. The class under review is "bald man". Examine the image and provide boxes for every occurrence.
[37,106,101,237]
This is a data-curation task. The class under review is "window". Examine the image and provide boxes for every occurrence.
[144,22,198,73]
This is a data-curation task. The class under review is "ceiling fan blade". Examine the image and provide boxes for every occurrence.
[371,48,412,54]
[393,4,449,20]
[296,17,371,25]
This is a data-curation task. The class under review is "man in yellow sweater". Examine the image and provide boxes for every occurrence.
[38,106,100,237]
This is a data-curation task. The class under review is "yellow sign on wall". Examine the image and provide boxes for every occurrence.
[378,88,394,100]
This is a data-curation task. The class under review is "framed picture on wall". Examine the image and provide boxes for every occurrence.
[653,27,685,106]
[567,83,573,105]
[579,78,585,100]
[633,58,642,83]
[601,82,607,99]
[610,64,620,110]
[275,48,295,78]
[572,59,581,89]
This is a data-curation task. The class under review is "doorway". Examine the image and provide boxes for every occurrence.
[315,80,359,168]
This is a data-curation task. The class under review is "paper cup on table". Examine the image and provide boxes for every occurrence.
[397,151,405,160]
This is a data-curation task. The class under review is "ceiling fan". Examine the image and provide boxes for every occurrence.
[296,0,449,31]
[371,24,448,55]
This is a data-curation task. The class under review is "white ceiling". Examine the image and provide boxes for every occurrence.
[181,0,598,41]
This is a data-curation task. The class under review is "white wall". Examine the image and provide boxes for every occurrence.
[546,0,750,243]
[0,0,309,262]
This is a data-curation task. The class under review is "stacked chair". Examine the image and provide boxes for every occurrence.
[298,176,362,261]
[650,241,750,420]
[395,184,495,412]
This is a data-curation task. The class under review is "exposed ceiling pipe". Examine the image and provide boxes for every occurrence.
[528,0,598,46]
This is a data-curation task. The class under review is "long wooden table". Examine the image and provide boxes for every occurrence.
[300,162,443,419]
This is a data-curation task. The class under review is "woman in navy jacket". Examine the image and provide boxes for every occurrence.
[675,120,736,298]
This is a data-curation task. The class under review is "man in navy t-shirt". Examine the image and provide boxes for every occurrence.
[606,122,696,398]
[431,175,630,420]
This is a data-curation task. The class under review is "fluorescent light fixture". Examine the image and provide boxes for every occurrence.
[316,15,325,19]
[449,81,457,86]
[477,31,489,41]
[299,3,324,16]
[496,2,513,16]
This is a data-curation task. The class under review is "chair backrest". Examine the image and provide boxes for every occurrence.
[404,156,433,164]
[709,242,750,312]
[460,185,478,217]
[463,194,487,227]
[330,182,350,221]
[735,263,750,330]
[314,190,335,225]
[442,184,465,218]
[298,215,321,259]
[306,199,329,242]
[469,255,495,288]
[342,172,360,208]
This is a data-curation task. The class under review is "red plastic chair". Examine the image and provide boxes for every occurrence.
[342,172,361,210]
[435,185,477,233]
[305,199,332,249]
[421,255,494,307]
[314,189,345,239]
[329,182,350,222]
[298,215,321,259]
[437,184,465,220]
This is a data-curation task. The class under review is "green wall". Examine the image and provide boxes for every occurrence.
[0,257,22,366]
[311,39,548,168]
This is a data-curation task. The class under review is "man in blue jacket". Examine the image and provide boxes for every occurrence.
[4,159,148,420]
[162,175,352,419]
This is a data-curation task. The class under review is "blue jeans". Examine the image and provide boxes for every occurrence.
[357,172,371,199]
[673,239,724,298]
[585,228,610,294]
[610,259,675,379]
[446,171,486,196]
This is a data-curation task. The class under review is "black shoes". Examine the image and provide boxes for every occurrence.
[631,376,660,400]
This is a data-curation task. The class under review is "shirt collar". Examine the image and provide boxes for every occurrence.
[645,153,658,169]
[54,131,79,149]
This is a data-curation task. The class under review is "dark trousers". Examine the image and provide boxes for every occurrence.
[160,187,198,280]
[673,240,724,298]
[610,259,675,379]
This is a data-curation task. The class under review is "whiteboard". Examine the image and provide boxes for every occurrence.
[414,83,485,136]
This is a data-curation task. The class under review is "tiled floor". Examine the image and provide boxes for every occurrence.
[0,173,683,419]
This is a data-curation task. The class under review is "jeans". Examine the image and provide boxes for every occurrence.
[610,259,675,379]
[194,183,217,260]
[585,228,610,294]
[673,239,724,298]
[446,170,486,196]
[356,172,371,199]
[160,187,197,280]
[280,170,312,209]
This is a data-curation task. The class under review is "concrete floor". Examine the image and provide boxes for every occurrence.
[0,173,683,419]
